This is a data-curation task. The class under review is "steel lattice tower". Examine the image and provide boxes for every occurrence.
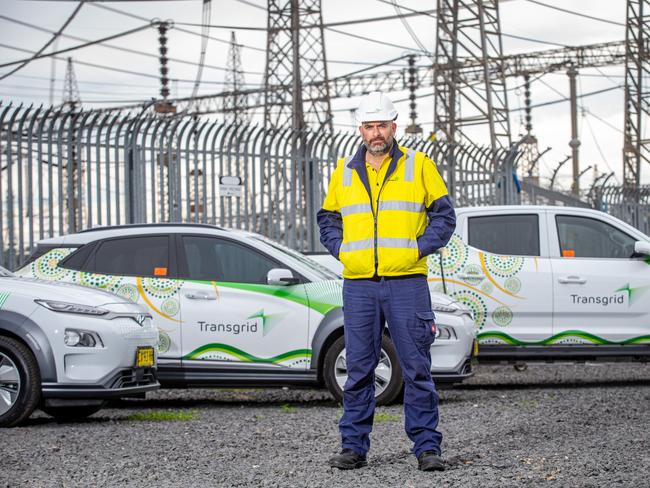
[223,31,249,125]
[62,57,81,112]
[263,0,333,132]
[433,0,511,152]
[623,0,649,189]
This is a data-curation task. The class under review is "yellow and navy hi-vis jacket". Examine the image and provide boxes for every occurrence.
[317,142,456,279]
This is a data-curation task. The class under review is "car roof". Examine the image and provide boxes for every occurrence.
[36,223,253,245]
[457,205,589,213]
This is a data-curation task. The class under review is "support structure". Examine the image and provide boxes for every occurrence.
[62,57,81,112]
[155,21,176,114]
[61,57,81,231]
[110,40,628,117]
[623,0,650,190]
[567,64,581,195]
[264,0,333,132]
[404,54,423,138]
[433,0,511,151]
[222,31,249,125]
[519,74,544,182]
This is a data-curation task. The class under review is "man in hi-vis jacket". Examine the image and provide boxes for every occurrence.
[317,91,456,472]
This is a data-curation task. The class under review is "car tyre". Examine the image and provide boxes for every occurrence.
[323,334,403,406]
[0,335,41,428]
[41,402,107,422]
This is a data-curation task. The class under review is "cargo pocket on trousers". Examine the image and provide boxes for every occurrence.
[410,310,437,350]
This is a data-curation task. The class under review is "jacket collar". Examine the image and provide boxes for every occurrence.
[347,141,404,202]
[347,140,404,171]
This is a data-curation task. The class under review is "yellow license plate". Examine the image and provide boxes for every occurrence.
[136,347,155,368]
[473,340,479,357]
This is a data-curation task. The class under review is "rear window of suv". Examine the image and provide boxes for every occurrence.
[468,214,540,256]
[84,235,171,278]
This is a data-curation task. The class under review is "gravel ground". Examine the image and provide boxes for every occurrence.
[2,362,650,487]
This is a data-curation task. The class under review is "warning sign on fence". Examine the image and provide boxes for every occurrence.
[220,176,243,198]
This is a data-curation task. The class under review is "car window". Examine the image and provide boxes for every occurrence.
[468,214,540,256]
[90,236,170,277]
[556,215,636,259]
[60,243,96,271]
[181,236,280,284]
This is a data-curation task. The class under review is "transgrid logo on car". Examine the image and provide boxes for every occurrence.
[198,319,260,334]
[570,293,625,306]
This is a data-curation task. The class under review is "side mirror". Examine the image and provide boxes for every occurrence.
[267,268,300,286]
[633,241,650,257]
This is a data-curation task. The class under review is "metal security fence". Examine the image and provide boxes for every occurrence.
[1,104,647,269]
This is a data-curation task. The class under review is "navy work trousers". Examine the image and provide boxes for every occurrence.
[340,275,442,458]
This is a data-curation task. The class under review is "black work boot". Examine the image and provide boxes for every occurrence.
[417,451,445,471]
[329,448,368,470]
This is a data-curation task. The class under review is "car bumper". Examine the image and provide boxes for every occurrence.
[41,367,159,399]
[432,357,476,384]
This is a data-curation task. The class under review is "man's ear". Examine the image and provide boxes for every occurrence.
[358,125,363,136]
[391,121,397,132]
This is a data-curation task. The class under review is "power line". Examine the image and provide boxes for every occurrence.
[0,83,157,96]
[325,27,427,53]
[390,0,431,55]
[85,2,392,68]
[0,42,264,85]
[0,1,85,81]
[177,7,440,31]
[0,23,154,70]
[511,85,623,111]
[232,0,266,10]
[0,14,264,76]
[524,0,625,27]
[376,0,570,48]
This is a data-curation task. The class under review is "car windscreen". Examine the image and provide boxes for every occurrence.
[250,236,340,281]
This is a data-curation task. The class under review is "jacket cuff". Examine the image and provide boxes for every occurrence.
[334,240,342,260]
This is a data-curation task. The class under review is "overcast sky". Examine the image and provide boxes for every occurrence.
[1,0,643,190]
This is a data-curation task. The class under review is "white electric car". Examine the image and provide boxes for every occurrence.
[16,224,477,405]
[0,266,159,427]
[428,206,650,362]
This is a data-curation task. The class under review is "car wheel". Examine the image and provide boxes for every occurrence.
[41,402,107,422]
[323,334,403,406]
[0,336,41,428]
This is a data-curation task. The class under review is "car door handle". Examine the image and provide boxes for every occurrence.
[558,276,587,284]
[457,273,485,281]
[185,292,216,300]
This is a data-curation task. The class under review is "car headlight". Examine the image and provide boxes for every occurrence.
[431,303,460,314]
[436,325,457,340]
[64,329,103,347]
[35,299,109,316]
[432,301,474,320]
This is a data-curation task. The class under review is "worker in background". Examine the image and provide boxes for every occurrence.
[317,91,456,472]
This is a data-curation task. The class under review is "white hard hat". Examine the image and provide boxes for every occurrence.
[355,91,398,123]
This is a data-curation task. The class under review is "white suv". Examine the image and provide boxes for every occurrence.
[0,267,158,427]
[16,224,477,405]
[429,206,650,361]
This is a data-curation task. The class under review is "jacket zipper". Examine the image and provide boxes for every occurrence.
[374,181,388,275]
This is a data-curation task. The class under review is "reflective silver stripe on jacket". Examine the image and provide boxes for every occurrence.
[340,237,418,253]
[377,237,418,249]
[343,156,353,187]
[340,239,374,252]
[404,149,416,182]
[340,203,373,217]
[378,200,423,213]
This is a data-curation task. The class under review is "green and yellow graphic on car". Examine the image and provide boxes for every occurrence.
[427,234,650,346]
[17,248,344,367]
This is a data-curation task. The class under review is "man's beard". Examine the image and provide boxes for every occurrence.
[364,135,393,156]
